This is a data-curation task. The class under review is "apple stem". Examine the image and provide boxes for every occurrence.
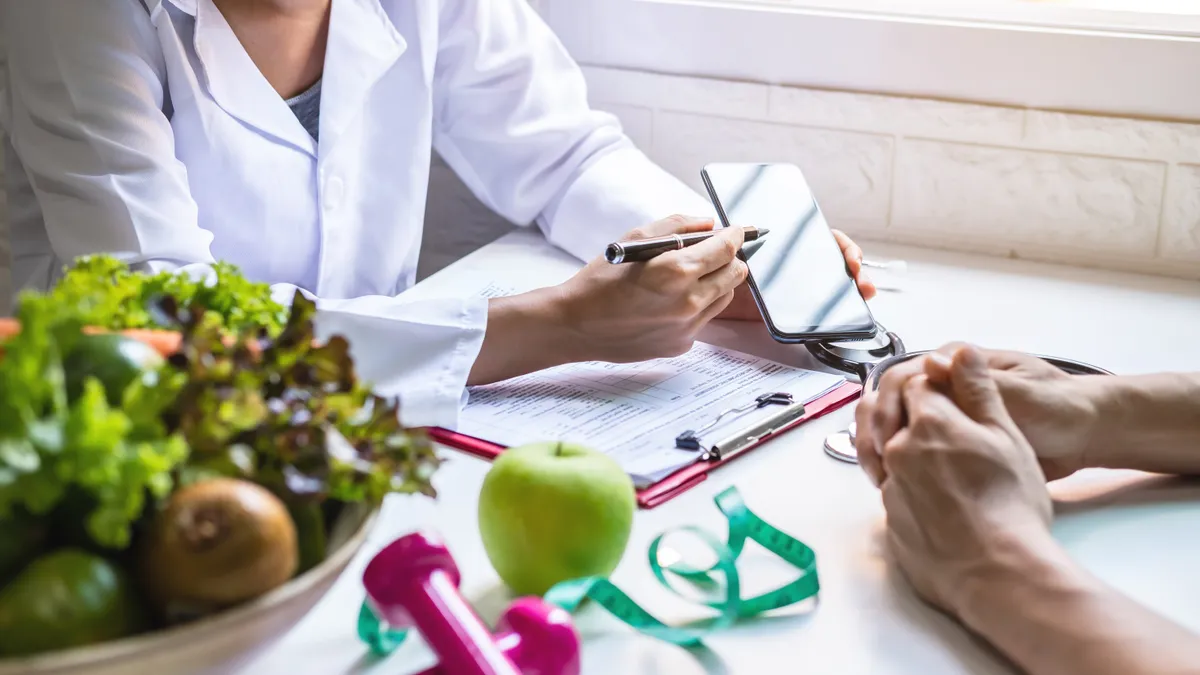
[555,441,563,457]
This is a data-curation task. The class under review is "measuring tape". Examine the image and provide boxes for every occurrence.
[357,486,819,655]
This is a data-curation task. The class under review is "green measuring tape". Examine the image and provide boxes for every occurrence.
[357,486,819,655]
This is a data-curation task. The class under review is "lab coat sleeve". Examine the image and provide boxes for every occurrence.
[278,287,487,431]
[0,0,486,430]
[0,0,214,271]
[430,0,715,265]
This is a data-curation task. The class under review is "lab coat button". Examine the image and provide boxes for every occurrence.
[325,176,344,210]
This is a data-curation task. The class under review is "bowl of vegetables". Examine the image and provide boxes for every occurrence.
[0,258,440,673]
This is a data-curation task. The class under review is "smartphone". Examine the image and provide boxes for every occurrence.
[701,162,877,343]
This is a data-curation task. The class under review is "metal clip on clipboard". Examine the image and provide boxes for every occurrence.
[674,391,808,462]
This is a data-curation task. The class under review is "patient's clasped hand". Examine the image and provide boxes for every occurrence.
[856,344,1200,675]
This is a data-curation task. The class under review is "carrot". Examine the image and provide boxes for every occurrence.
[0,318,18,341]
[96,328,183,357]
[0,320,183,358]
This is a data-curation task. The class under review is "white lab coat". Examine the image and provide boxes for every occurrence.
[0,0,710,428]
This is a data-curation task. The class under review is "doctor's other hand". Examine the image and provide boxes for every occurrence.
[879,346,1053,619]
[558,215,748,362]
[855,343,1100,487]
[716,228,877,322]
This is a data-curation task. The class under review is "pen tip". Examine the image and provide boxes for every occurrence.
[756,228,770,236]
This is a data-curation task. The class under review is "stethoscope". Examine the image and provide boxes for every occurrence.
[804,323,1115,464]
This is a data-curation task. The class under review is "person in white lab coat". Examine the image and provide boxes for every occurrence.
[0,0,875,429]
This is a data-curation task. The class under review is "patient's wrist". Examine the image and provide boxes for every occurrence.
[1074,375,1118,469]
[1080,373,1200,472]
[1078,376,1125,469]
[955,529,1124,675]
[955,525,1071,634]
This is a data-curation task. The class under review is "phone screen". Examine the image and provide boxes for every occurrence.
[702,162,876,339]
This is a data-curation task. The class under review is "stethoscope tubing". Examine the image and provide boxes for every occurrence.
[861,349,1114,391]
[807,325,1113,387]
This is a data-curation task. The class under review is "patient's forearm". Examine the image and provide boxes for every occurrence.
[467,287,579,386]
[1084,373,1200,474]
[959,531,1200,675]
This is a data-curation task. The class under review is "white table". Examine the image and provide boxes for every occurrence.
[238,231,1200,675]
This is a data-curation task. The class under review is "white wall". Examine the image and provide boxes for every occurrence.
[582,65,1200,281]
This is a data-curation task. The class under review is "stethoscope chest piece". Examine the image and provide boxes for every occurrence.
[823,429,857,463]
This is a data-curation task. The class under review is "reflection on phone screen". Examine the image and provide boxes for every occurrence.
[704,163,875,337]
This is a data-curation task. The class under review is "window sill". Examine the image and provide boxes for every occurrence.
[708,0,1200,38]
[540,0,1200,122]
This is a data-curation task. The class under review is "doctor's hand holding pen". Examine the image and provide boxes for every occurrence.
[855,343,1200,675]
[467,215,749,386]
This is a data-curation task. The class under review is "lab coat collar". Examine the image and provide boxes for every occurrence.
[320,0,408,150]
[183,0,407,158]
[191,0,318,156]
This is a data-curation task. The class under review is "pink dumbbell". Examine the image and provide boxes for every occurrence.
[363,531,582,675]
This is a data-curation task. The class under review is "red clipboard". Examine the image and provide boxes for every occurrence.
[424,380,862,509]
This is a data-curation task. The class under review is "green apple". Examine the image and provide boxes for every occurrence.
[478,441,636,596]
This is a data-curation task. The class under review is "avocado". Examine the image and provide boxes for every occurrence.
[62,333,165,406]
[0,549,147,657]
[139,478,298,618]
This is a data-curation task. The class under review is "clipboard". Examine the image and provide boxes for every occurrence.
[424,380,862,509]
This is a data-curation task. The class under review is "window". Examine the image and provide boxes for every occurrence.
[539,0,1200,120]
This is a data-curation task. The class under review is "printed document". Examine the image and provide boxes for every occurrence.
[456,284,845,486]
